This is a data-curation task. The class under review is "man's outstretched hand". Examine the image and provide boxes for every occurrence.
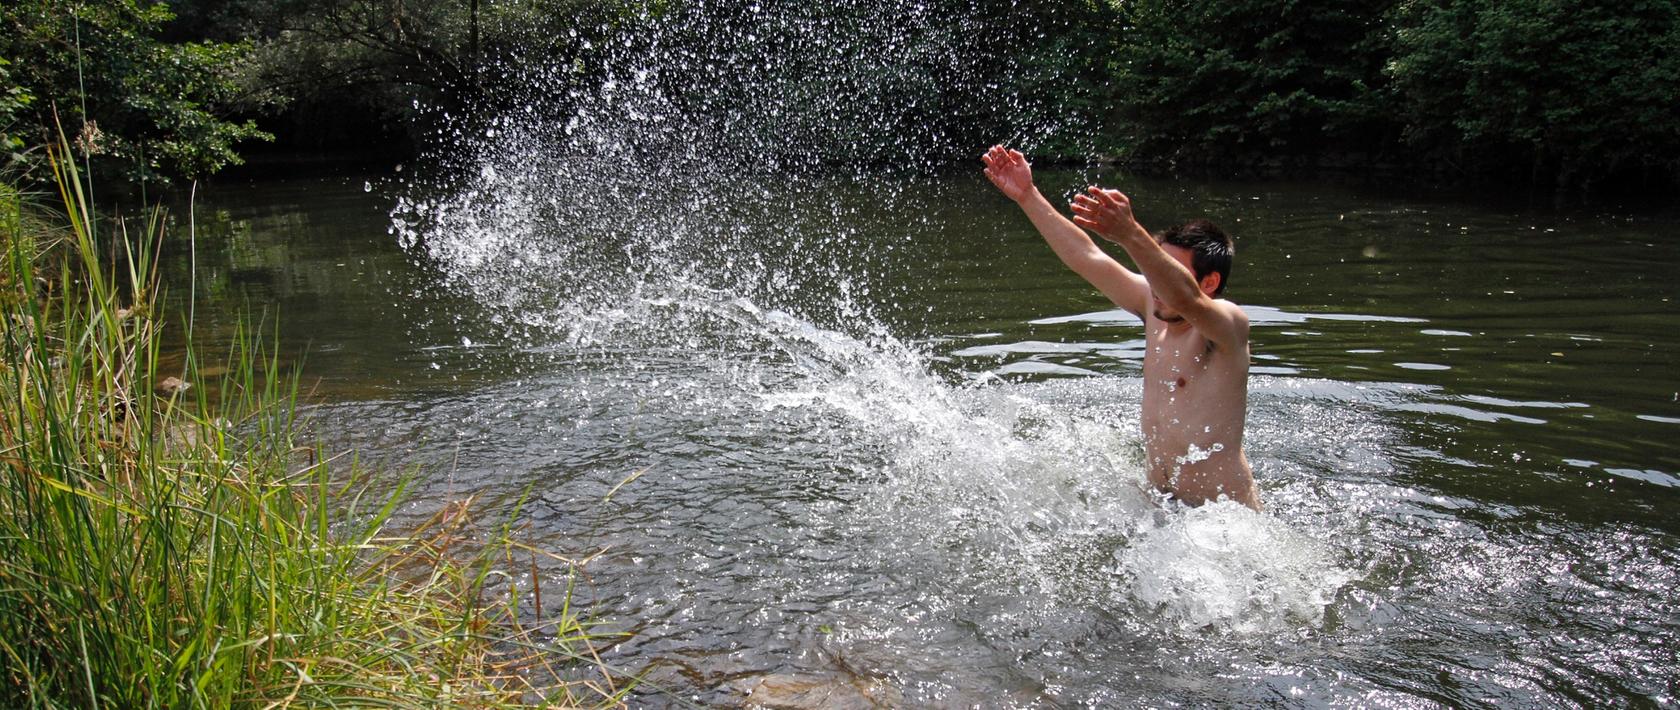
[982,145,1036,203]
[1071,187,1148,245]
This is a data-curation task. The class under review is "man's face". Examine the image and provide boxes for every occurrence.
[1151,243,1205,324]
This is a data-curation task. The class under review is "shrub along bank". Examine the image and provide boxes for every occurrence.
[0,142,632,706]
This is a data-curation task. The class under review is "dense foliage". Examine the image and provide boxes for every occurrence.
[1104,0,1680,190]
[194,0,633,149]
[1385,0,1680,190]
[2,0,1675,191]
[1,0,270,182]
[1107,0,1395,165]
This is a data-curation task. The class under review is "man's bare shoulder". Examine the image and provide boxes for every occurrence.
[1194,299,1249,354]
[1215,298,1249,329]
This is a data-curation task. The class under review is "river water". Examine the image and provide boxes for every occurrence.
[165,166,1678,706]
[160,3,1675,704]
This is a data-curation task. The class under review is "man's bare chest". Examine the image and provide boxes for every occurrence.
[1141,328,1215,391]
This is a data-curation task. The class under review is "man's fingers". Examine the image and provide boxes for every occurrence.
[1083,186,1132,209]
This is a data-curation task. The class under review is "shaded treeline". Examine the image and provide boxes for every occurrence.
[3,0,1677,194]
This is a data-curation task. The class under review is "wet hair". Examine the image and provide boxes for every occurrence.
[1157,219,1233,296]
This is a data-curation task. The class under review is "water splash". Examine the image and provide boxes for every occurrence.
[389,1,1101,342]
[1118,500,1352,634]
[1176,441,1226,467]
[381,1,1355,685]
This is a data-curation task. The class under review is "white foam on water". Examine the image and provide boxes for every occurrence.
[1117,500,1353,634]
[762,359,1355,633]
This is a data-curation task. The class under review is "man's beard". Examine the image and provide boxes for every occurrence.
[1154,310,1185,324]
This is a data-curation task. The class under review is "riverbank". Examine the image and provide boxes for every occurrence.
[0,148,631,706]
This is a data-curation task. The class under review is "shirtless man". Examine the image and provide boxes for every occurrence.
[982,146,1260,510]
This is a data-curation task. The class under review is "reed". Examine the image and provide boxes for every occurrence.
[0,138,630,707]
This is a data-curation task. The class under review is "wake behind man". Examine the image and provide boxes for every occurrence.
[982,146,1260,510]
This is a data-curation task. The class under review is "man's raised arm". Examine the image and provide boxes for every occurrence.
[1069,187,1248,349]
[982,146,1149,316]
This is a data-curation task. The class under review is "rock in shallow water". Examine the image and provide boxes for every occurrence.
[155,376,191,395]
[735,672,900,709]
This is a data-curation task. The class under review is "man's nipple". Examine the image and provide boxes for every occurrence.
[1176,376,1187,389]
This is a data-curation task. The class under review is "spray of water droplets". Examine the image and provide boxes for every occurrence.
[384,0,1351,637]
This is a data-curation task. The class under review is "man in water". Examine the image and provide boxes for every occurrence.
[981,145,1260,510]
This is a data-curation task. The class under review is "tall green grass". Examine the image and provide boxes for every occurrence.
[0,140,630,707]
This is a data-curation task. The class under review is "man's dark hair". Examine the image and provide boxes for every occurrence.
[1157,219,1234,296]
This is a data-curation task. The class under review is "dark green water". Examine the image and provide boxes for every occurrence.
[163,169,1679,706]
